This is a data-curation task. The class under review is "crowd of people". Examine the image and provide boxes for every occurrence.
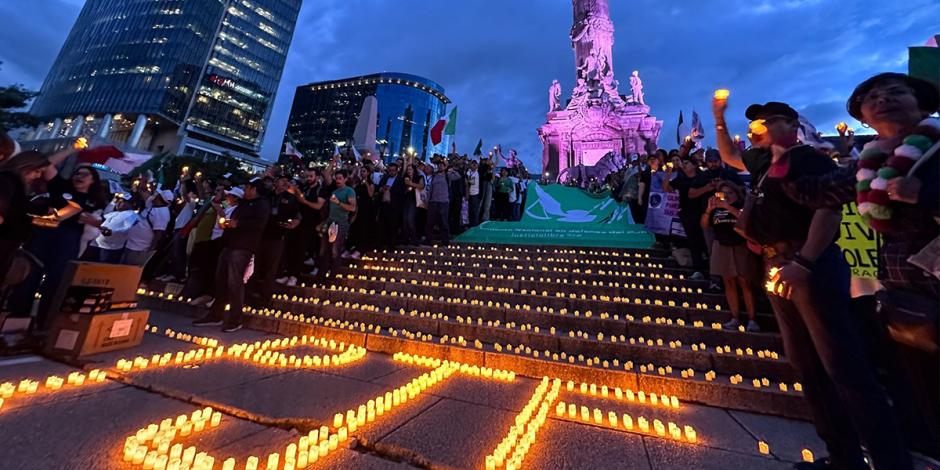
[0,143,531,336]
[605,72,938,469]
[0,71,937,468]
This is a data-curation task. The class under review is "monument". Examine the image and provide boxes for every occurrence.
[538,0,663,184]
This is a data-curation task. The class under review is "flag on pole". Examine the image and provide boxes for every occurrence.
[444,107,457,135]
[690,110,705,142]
[77,146,151,174]
[332,144,341,159]
[351,145,362,161]
[473,139,483,156]
[430,107,458,146]
[676,111,684,145]
[284,133,303,163]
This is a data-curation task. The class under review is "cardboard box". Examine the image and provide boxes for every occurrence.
[47,262,143,315]
[45,309,150,358]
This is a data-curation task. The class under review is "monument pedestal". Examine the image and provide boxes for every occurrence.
[539,103,662,184]
[539,0,663,185]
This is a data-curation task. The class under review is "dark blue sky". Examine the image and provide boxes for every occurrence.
[1,0,936,170]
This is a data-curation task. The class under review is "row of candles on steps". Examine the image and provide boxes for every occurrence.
[353,262,680,282]
[361,251,666,269]
[142,290,802,395]
[343,265,702,293]
[262,293,783,364]
[486,377,559,470]
[284,283,727,313]
[385,244,656,258]
[358,257,670,276]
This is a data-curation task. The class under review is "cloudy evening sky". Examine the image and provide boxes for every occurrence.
[0,0,937,170]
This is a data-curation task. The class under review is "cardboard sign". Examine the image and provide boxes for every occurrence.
[838,203,879,279]
[46,310,149,358]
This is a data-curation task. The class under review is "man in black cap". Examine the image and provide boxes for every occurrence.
[739,101,912,470]
[194,176,270,332]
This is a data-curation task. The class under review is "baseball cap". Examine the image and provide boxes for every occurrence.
[704,148,721,162]
[225,187,245,198]
[745,102,799,121]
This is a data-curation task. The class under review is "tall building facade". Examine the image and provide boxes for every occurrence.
[285,73,451,161]
[27,0,301,161]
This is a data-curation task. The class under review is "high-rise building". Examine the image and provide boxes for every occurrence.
[285,73,451,161]
[26,0,301,162]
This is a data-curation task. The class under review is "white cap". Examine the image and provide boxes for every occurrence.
[158,189,174,202]
[224,187,245,198]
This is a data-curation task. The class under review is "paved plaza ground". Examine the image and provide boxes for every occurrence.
[0,310,835,470]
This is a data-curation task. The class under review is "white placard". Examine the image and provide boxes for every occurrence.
[109,319,134,338]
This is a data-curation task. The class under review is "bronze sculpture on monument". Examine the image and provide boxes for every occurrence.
[539,0,663,185]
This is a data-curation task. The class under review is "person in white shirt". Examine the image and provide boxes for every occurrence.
[465,160,481,226]
[93,193,138,263]
[123,189,172,266]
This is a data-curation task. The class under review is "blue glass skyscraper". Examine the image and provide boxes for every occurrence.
[28,0,301,161]
[285,73,451,161]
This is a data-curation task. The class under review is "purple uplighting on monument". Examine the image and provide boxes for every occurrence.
[539,0,663,185]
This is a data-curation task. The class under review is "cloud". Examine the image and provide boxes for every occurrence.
[1,0,937,171]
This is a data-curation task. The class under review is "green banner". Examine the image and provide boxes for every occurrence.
[457,184,654,248]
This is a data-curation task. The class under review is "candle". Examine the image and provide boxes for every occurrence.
[713,89,730,100]
[801,449,813,462]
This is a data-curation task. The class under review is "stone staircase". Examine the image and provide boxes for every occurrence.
[141,243,808,420]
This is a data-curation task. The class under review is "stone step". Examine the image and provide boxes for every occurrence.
[371,245,679,267]
[356,255,693,279]
[138,294,809,421]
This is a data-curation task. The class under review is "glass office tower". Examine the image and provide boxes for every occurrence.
[285,73,451,161]
[28,0,301,160]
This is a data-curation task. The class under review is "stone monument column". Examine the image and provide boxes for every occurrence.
[571,0,615,85]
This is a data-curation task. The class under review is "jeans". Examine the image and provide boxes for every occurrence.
[426,201,450,244]
[7,227,81,330]
[166,230,188,279]
[98,248,124,264]
[768,245,912,470]
[481,181,493,222]
[679,209,708,274]
[180,239,220,299]
[285,224,316,277]
[403,202,419,245]
[468,194,481,227]
[318,223,349,278]
[122,249,152,267]
[379,202,402,247]
[247,237,285,303]
[511,202,521,221]
[206,247,253,327]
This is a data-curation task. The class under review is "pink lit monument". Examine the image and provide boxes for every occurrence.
[539,0,663,183]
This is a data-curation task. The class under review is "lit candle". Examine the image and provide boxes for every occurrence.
[713,89,730,100]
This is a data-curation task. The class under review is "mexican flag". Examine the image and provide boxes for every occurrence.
[77,146,151,174]
[284,133,303,162]
[430,107,457,145]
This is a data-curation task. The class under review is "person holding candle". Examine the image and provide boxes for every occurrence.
[247,175,300,305]
[193,178,269,332]
[778,72,940,459]
[182,185,229,306]
[316,169,356,281]
[700,181,759,332]
[741,100,912,470]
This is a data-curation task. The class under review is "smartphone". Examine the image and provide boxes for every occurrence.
[716,192,726,201]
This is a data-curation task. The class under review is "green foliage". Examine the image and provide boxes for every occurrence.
[0,84,40,132]
[127,153,248,187]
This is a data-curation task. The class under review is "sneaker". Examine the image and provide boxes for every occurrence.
[193,317,223,327]
[285,276,297,287]
[222,323,243,333]
[309,267,319,277]
[205,299,215,308]
[188,295,213,306]
[340,251,351,259]
[746,320,761,332]
[275,276,290,285]
[690,272,705,280]
[351,251,361,260]
[708,281,722,292]
[155,275,173,282]
[722,318,741,330]
[303,257,316,266]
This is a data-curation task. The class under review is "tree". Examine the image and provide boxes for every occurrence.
[0,61,40,132]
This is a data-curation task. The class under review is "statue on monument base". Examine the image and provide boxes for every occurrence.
[630,70,645,105]
[548,79,562,112]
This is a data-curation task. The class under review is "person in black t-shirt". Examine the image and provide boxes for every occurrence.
[8,164,107,332]
[743,101,912,470]
[283,169,326,282]
[478,156,495,222]
[0,152,50,314]
[248,176,299,304]
[700,181,758,332]
[662,158,708,278]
